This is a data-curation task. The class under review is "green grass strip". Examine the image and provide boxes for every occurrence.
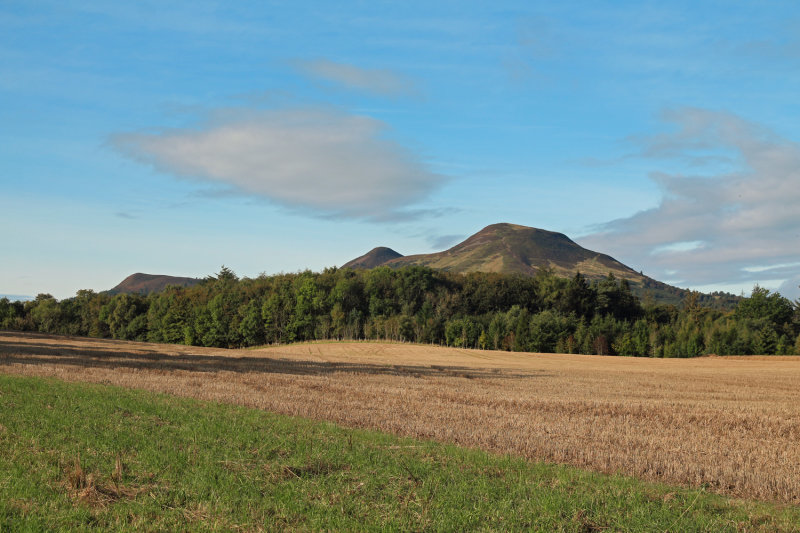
[0,374,798,532]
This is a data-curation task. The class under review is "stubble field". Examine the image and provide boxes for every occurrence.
[1,331,799,505]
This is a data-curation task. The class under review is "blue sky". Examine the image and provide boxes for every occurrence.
[2,1,800,301]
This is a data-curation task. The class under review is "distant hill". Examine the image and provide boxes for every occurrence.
[0,294,33,302]
[107,273,202,295]
[343,247,403,269]
[343,223,738,308]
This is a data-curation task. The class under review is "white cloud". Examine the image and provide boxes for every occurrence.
[113,108,446,221]
[579,108,800,299]
[293,59,417,97]
[742,262,800,274]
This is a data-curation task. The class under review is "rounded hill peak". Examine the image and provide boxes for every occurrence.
[342,247,404,269]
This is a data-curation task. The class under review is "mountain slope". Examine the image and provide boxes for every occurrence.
[108,273,202,295]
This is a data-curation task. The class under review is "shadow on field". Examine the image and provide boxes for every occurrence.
[0,337,540,380]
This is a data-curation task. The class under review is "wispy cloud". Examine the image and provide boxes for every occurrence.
[579,108,800,299]
[427,233,464,250]
[293,59,418,97]
[112,107,446,221]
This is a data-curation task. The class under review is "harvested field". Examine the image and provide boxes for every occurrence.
[2,331,799,504]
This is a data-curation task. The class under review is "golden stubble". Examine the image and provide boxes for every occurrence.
[2,332,799,504]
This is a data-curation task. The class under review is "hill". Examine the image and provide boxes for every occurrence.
[343,246,403,269]
[345,222,651,283]
[343,223,736,307]
[107,273,202,295]
[387,223,640,280]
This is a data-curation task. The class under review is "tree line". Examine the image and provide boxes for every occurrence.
[2,266,798,356]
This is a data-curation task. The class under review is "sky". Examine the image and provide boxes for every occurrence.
[2,1,800,301]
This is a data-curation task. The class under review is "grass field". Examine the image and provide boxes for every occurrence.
[1,331,800,509]
[3,373,800,531]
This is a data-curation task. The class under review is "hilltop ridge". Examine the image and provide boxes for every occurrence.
[342,223,724,306]
[103,224,738,308]
[107,273,202,295]
[344,223,642,280]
